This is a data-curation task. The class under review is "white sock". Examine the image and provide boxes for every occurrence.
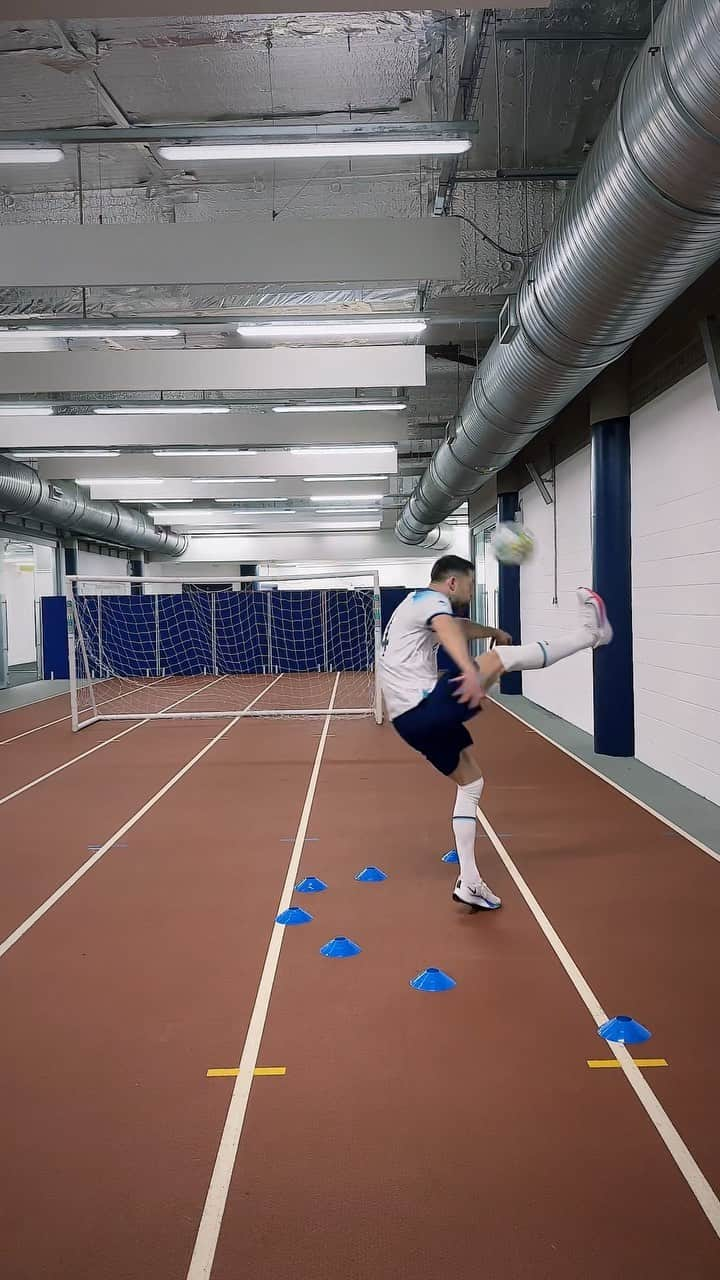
[452,777,485,886]
[494,627,594,674]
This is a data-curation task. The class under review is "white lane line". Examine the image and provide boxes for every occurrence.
[0,674,229,808]
[493,698,720,866]
[186,672,340,1280]
[0,676,283,961]
[0,677,174,747]
[475,804,720,1238]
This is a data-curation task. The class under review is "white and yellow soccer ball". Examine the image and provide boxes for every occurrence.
[490,521,536,566]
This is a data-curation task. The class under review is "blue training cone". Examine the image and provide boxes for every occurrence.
[441,849,460,864]
[276,907,313,926]
[410,967,456,993]
[320,936,362,958]
[355,866,388,883]
[295,876,328,894]
[597,1015,652,1045]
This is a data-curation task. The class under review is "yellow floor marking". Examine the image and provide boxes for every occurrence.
[587,1058,668,1069]
[207,1066,286,1078]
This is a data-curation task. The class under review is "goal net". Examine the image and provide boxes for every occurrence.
[66,573,381,730]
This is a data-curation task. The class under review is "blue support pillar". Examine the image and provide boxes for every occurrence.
[497,491,522,695]
[591,416,635,756]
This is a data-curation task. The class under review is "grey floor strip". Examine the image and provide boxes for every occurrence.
[0,681,71,714]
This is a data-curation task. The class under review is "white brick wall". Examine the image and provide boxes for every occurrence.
[631,366,720,805]
[519,446,593,732]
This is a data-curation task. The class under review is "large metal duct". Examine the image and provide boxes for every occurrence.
[0,454,187,557]
[397,0,720,543]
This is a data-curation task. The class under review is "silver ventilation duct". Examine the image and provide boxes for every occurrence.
[0,454,187,557]
[397,0,720,544]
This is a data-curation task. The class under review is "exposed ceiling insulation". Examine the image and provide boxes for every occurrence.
[0,4,662,550]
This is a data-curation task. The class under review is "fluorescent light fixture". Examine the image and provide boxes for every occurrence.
[311,520,381,529]
[302,475,386,482]
[310,506,380,514]
[160,140,470,162]
[150,508,296,521]
[154,448,258,457]
[0,148,64,164]
[0,326,181,339]
[190,476,275,484]
[11,449,120,459]
[215,497,288,503]
[81,477,163,486]
[238,320,425,339]
[290,446,394,456]
[95,404,229,415]
[310,493,382,502]
[0,404,54,416]
[273,402,405,414]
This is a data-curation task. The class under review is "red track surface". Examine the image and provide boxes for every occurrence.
[1,685,718,1279]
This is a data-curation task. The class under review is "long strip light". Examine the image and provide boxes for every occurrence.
[310,520,380,529]
[96,404,229,415]
[12,449,120,459]
[238,320,425,339]
[290,446,394,456]
[154,448,258,457]
[0,148,64,164]
[160,139,470,162]
[310,493,382,502]
[215,497,288,503]
[273,402,405,414]
[190,476,275,484]
[0,326,180,339]
[0,404,54,416]
[81,477,163,486]
[302,475,386,482]
[149,508,296,521]
[312,506,380,514]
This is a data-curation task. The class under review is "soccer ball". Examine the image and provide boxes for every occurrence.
[490,522,535,566]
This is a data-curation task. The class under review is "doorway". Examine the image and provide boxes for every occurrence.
[471,518,498,649]
[0,540,56,688]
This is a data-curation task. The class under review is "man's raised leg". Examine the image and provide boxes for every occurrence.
[476,588,613,690]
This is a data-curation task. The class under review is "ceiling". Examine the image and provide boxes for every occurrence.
[0,3,655,550]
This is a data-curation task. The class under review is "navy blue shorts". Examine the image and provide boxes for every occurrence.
[391,672,480,776]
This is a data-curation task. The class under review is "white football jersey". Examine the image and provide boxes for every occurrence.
[379,588,453,720]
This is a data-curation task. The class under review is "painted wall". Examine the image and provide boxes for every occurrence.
[519,446,594,732]
[630,365,720,805]
[76,549,130,594]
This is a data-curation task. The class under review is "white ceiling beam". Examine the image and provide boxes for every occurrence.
[164,530,453,564]
[36,452,397,481]
[0,220,460,287]
[0,347,424,394]
[86,480,391,501]
[0,411,410,449]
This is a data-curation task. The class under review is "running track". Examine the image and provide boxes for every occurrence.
[1,677,719,1278]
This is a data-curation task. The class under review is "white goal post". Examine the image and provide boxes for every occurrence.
[65,571,383,731]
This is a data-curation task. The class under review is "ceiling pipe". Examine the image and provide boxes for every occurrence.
[397,0,720,543]
[0,453,187,557]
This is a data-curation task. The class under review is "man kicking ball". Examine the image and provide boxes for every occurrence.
[379,555,612,912]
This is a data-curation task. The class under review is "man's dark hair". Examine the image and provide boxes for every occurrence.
[430,555,474,582]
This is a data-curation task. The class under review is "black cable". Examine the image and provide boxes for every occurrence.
[447,207,544,260]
